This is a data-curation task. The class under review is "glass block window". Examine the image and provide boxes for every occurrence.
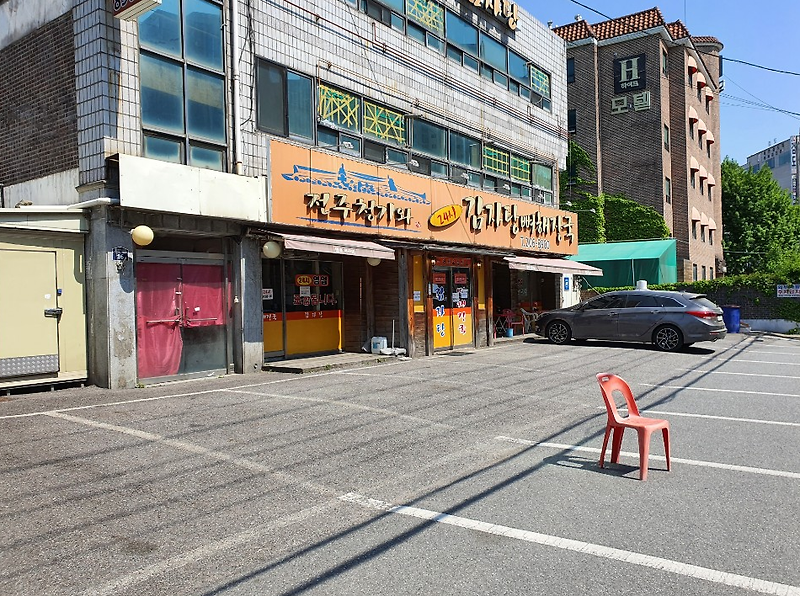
[318,84,360,132]
[363,101,406,145]
[529,64,551,98]
[406,0,444,36]
[510,155,530,182]
[483,147,509,176]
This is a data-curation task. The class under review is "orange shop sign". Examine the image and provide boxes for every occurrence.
[269,140,577,255]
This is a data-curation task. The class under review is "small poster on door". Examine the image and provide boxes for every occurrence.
[452,292,460,303]
[460,288,469,299]
[300,286,311,297]
[262,288,274,300]
[413,290,421,301]
[454,273,467,285]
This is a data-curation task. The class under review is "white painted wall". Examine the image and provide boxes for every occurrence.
[3,170,80,207]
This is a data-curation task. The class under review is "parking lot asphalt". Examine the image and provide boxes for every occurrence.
[1,332,799,596]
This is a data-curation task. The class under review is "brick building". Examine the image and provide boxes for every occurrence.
[554,8,724,282]
[1,0,593,388]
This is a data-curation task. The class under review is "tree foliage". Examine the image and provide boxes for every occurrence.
[722,157,800,274]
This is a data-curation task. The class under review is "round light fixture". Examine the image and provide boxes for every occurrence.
[131,225,154,246]
[367,257,381,267]
[262,240,282,259]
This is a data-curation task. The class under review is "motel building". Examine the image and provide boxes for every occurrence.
[0,0,599,390]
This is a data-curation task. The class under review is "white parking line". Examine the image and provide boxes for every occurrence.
[679,368,800,380]
[635,410,800,428]
[339,492,800,596]
[701,356,800,366]
[640,383,800,399]
[494,436,800,480]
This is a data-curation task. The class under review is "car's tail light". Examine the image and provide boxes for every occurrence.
[686,310,719,319]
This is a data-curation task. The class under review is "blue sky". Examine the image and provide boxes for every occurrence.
[518,0,800,164]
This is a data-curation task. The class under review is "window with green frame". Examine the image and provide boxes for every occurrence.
[532,163,553,190]
[405,0,444,36]
[483,146,510,176]
[318,83,360,132]
[363,100,406,145]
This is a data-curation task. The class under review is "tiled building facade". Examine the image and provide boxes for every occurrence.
[1,0,585,389]
[746,136,800,205]
[555,9,724,282]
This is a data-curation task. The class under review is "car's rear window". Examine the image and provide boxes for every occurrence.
[657,296,684,308]
[690,296,720,310]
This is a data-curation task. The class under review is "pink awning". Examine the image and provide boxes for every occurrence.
[697,119,708,133]
[691,207,701,221]
[707,174,716,186]
[699,166,708,180]
[506,256,603,276]
[705,87,714,101]
[708,217,717,230]
[688,106,699,122]
[706,131,715,145]
[696,72,707,88]
[700,212,709,227]
[687,55,698,73]
[274,233,395,260]
[690,156,700,171]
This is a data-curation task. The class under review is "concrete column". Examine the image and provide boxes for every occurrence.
[234,236,263,374]
[86,208,138,388]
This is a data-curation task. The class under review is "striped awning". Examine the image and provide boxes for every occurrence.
[697,119,708,133]
[688,106,699,122]
[706,131,715,145]
[506,256,603,277]
[696,72,707,88]
[687,55,698,73]
[705,87,714,101]
[273,233,395,260]
[690,156,700,171]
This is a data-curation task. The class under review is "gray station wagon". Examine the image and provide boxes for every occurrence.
[535,290,727,351]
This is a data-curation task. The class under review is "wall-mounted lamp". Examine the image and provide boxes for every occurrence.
[430,257,436,267]
[262,240,282,259]
[476,260,482,268]
[367,257,381,267]
[131,225,154,246]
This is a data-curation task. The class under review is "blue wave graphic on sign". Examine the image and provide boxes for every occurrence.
[282,164,430,205]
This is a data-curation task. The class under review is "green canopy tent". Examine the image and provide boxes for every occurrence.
[567,239,677,287]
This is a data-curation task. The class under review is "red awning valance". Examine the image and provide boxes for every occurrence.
[696,72,707,88]
[705,87,714,101]
[706,131,715,145]
[687,55,698,73]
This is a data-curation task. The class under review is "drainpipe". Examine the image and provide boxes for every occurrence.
[230,0,243,175]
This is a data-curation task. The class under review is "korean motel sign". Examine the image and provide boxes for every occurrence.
[268,140,577,256]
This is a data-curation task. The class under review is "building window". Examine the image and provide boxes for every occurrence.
[319,83,360,132]
[483,146,510,177]
[139,0,226,170]
[663,124,670,150]
[708,185,713,200]
[406,0,444,36]
[411,118,446,158]
[529,63,552,111]
[662,49,668,75]
[709,229,714,245]
[700,178,705,194]
[693,263,698,281]
[690,170,696,188]
[532,163,553,204]
[692,220,697,239]
[702,265,706,280]
[363,100,406,145]
[256,61,313,140]
[568,109,576,133]
[449,131,481,169]
[700,226,706,242]
[665,177,671,203]
[567,57,575,83]
[689,121,695,139]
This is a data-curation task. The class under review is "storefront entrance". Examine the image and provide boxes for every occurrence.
[432,258,473,351]
[135,255,229,381]
[262,258,343,359]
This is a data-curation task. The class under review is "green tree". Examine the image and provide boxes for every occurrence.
[722,157,800,274]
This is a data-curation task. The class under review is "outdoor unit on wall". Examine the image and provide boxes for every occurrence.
[114,0,162,21]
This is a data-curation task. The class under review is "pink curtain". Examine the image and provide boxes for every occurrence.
[181,264,225,327]
[135,263,183,378]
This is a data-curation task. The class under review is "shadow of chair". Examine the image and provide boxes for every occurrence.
[596,373,671,481]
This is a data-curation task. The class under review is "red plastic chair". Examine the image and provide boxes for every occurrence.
[502,309,525,336]
[596,373,671,481]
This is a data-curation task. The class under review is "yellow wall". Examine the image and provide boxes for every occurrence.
[0,231,87,377]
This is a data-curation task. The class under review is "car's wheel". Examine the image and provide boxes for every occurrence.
[653,325,683,352]
[546,320,572,345]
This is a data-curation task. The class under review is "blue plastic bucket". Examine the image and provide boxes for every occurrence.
[505,328,514,338]
[721,305,740,333]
